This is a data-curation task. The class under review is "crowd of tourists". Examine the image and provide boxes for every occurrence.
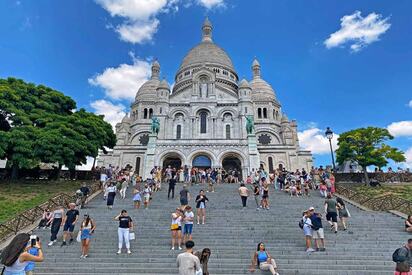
[2,163,412,275]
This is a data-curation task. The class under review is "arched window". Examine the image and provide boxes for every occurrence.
[263,108,267,118]
[143,109,148,119]
[226,124,231,139]
[268,157,274,173]
[176,125,182,139]
[200,111,207,133]
[149,108,153,119]
[258,108,262,119]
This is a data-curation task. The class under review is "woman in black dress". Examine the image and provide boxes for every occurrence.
[107,182,117,209]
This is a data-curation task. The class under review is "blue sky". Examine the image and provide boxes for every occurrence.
[0,0,411,169]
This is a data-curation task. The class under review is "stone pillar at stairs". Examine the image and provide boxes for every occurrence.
[247,133,260,174]
[143,133,158,179]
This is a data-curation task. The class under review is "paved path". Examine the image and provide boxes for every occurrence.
[33,183,405,274]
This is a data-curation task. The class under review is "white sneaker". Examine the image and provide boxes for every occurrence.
[80,255,84,259]
[171,247,175,250]
[117,250,121,254]
[306,248,316,253]
[53,240,57,243]
[48,241,54,246]
[127,250,131,254]
[197,222,200,225]
[178,246,182,250]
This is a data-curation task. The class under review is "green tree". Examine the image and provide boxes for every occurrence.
[336,127,405,184]
[0,77,116,179]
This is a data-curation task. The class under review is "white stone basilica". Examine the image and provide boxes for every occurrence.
[97,18,313,179]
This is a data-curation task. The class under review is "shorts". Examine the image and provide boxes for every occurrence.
[180,198,188,205]
[183,224,193,234]
[326,212,338,223]
[63,222,75,232]
[303,225,312,237]
[171,226,182,231]
[312,228,324,239]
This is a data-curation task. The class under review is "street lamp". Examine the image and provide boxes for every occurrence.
[325,127,336,172]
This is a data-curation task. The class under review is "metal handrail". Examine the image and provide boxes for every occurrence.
[0,182,100,243]
[336,184,412,215]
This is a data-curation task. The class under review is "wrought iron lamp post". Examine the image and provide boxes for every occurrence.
[325,127,336,172]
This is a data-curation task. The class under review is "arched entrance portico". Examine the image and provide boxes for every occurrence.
[221,152,244,179]
[161,152,183,170]
[192,155,212,169]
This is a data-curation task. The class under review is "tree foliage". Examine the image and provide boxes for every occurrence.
[336,127,405,183]
[0,78,116,176]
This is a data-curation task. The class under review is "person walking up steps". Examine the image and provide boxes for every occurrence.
[336,197,350,230]
[79,213,96,258]
[238,183,249,208]
[176,240,201,275]
[183,206,194,244]
[180,185,191,209]
[325,193,338,233]
[249,242,279,275]
[115,210,134,254]
[61,203,79,247]
[195,190,209,225]
[252,183,261,210]
[171,208,183,250]
[168,172,177,200]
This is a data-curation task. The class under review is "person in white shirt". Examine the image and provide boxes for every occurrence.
[302,209,315,253]
[183,206,194,244]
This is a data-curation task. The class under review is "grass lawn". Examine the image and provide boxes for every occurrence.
[0,180,92,223]
[353,184,412,202]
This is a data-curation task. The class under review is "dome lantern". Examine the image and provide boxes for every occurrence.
[252,58,261,79]
[151,60,160,79]
[202,17,213,42]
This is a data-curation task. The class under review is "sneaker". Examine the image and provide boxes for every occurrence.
[178,246,182,250]
[334,230,338,234]
[127,250,131,254]
[171,247,175,250]
[202,222,205,225]
[61,241,67,247]
[80,255,84,259]
[53,240,57,243]
[84,255,88,258]
[320,248,326,251]
[69,239,74,244]
[306,248,316,253]
[315,247,320,251]
[197,222,200,225]
[117,250,121,254]
[256,208,260,211]
[48,241,54,246]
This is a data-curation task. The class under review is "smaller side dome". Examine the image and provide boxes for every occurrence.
[239,78,251,89]
[157,79,170,90]
[281,113,289,123]
[121,113,132,124]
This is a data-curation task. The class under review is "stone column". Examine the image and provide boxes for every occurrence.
[247,133,260,173]
[143,133,158,179]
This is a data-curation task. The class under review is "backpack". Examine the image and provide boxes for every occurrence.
[298,219,304,229]
[393,247,408,263]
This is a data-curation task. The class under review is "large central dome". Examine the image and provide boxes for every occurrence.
[179,41,234,71]
[177,18,236,74]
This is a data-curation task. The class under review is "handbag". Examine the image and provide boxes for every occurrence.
[170,223,179,230]
[195,268,203,275]
[76,231,81,242]
[129,232,135,240]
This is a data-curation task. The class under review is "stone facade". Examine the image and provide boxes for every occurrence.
[97,18,313,179]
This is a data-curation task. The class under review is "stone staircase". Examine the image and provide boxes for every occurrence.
[31,183,405,274]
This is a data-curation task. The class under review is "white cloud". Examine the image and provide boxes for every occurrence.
[96,0,226,43]
[324,11,391,52]
[404,147,412,168]
[95,0,171,44]
[88,55,151,101]
[387,121,412,137]
[298,128,339,154]
[90,99,126,129]
[197,0,225,9]
[408,100,412,108]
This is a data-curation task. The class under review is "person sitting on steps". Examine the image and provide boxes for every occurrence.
[405,215,412,233]
[249,242,279,275]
